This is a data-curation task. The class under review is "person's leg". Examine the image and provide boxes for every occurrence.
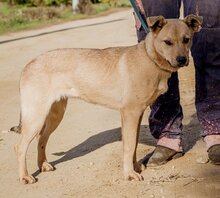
[149,73,183,148]
[135,0,183,166]
[184,0,220,164]
[147,72,184,166]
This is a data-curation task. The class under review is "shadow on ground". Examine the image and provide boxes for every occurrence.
[33,114,202,177]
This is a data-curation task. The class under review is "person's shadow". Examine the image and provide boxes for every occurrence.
[33,114,201,177]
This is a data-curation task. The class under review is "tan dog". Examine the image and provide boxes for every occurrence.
[13,15,202,184]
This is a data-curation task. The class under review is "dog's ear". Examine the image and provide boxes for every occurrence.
[184,14,203,32]
[146,16,167,33]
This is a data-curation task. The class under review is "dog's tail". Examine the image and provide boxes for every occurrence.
[10,114,22,134]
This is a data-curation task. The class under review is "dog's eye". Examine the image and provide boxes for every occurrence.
[183,37,190,44]
[164,40,173,46]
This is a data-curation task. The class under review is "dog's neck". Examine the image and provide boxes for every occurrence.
[144,34,178,74]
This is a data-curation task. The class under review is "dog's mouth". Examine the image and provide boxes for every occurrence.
[166,59,172,66]
[166,59,177,68]
[178,61,189,68]
[166,60,189,68]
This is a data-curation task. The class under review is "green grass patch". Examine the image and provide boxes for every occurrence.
[92,3,111,14]
[0,1,131,35]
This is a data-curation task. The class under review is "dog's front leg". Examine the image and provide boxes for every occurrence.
[133,113,144,173]
[121,108,144,181]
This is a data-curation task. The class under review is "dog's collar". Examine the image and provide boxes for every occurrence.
[153,60,175,73]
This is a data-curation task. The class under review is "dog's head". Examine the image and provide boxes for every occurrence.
[146,15,203,68]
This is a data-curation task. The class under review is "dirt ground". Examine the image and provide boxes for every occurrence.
[0,10,219,198]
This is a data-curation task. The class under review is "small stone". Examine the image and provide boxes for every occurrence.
[89,162,94,166]
[150,194,155,198]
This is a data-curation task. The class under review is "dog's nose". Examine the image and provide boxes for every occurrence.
[176,56,187,66]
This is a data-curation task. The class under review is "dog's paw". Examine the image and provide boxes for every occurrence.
[124,170,144,181]
[40,162,55,172]
[20,175,36,184]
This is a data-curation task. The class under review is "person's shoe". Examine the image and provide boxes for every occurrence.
[208,144,220,165]
[146,145,183,167]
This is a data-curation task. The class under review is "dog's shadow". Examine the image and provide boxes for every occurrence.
[33,114,201,177]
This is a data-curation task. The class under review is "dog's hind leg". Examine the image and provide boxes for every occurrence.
[120,108,144,181]
[15,99,52,184]
[37,98,67,172]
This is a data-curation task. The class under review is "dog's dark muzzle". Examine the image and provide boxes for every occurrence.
[176,56,188,67]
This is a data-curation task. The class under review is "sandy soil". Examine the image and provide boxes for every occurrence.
[0,10,219,198]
